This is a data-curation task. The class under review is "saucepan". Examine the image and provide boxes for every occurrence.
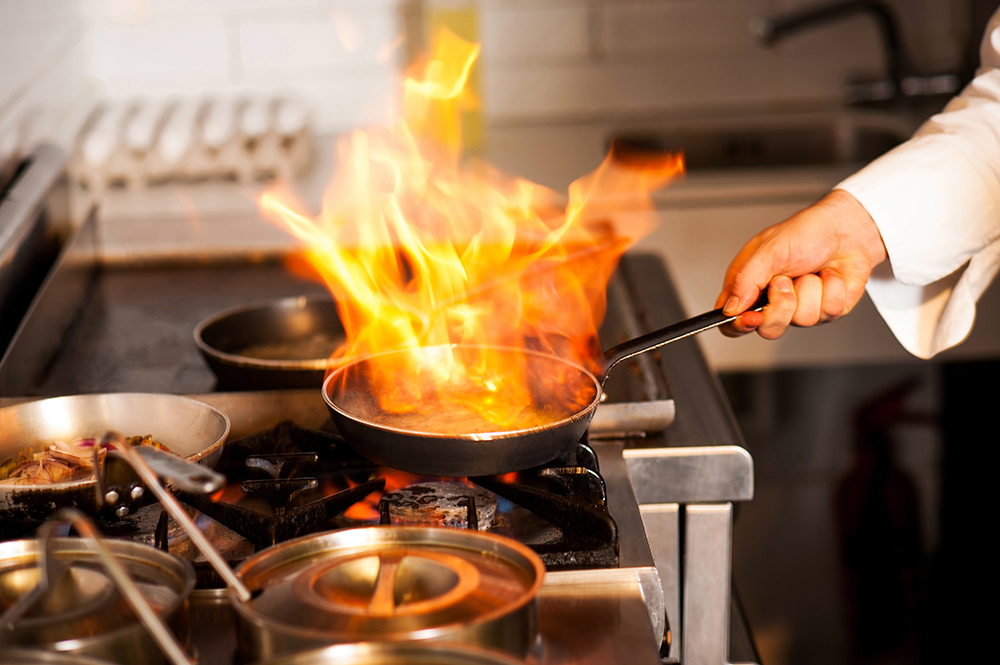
[0,393,230,521]
[81,446,545,664]
[323,295,767,476]
[0,508,197,665]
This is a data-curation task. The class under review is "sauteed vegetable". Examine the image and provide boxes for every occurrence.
[0,435,168,485]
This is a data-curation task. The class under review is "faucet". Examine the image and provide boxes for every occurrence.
[750,0,960,105]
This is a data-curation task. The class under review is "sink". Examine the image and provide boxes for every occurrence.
[607,113,914,171]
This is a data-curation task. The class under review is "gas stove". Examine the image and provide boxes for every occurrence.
[131,421,622,575]
[0,147,758,664]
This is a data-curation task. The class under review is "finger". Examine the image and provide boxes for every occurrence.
[717,245,761,312]
[718,233,778,315]
[790,274,823,327]
[758,275,796,340]
[719,310,764,338]
[723,269,767,316]
[818,268,848,321]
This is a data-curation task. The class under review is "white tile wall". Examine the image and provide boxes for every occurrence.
[76,0,404,133]
[482,5,590,61]
[85,21,230,95]
[477,0,915,124]
[0,1,89,167]
[603,0,770,56]
[0,0,973,155]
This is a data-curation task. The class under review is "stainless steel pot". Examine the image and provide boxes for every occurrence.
[105,428,546,665]
[0,519,195,665]
[231,526,545,663]
[259,641,531,665]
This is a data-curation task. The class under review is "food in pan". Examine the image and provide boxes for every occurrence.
[239,332,343,361]
[0,435,168,485]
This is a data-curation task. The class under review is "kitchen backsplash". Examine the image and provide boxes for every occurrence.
[2,0,972,154]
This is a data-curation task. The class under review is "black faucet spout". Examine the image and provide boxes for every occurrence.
[751,0,907,102]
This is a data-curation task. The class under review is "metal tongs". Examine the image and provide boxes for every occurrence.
[0,507,194,664]
[0,431,251,665]
[98,432,252,603]
[95,431,227,520]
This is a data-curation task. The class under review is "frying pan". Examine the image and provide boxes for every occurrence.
[0,393,230,521]
[322,295,767,476]
[194,296,345,390]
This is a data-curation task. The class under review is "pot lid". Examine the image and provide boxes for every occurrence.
[0,538,194,647]
[0,648,116,665]
[234,526,544,642]
[260,641,529,665]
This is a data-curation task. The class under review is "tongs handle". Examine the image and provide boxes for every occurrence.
[1,508,194,665]
[0,520,65,633]
[96,435,226,521]
[106,434,253,602]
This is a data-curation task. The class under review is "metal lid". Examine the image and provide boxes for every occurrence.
[260,641,530,665]
[233,526,544,644]
[0,538,194,648]
[0,648,116,665]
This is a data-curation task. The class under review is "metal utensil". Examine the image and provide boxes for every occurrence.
[0,508,195,665]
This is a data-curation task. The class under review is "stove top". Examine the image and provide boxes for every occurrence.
[0,150,758,664]
[154,421,622,577]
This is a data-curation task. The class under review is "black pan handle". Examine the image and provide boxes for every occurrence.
[599,292,769,382]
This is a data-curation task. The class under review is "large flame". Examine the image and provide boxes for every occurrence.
[258,29,683,432]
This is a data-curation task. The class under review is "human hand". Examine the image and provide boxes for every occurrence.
[715,189,887,339]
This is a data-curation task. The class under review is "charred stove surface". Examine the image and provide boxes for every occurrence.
[380,482,498,530]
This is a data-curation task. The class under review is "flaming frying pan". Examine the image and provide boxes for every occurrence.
[323,295,767,476]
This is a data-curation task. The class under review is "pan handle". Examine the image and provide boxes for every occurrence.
[599,292,769,382]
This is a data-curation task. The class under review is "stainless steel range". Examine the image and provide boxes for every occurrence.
[0,147,758,664]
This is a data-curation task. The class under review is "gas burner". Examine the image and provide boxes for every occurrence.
[132,420,621,570]
[379,482,498,530]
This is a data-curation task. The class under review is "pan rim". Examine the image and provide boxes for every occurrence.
[321,343,603,441]
[230,525,545,645]
[193,294,343,371]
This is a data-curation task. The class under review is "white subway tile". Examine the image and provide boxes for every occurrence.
[483,53,776,120]
[481,5,590,61]
[604,0,771,55]
[239,12,400,73]
[240,68,398,133]
[84,21,229,85]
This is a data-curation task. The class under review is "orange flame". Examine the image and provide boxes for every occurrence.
[258,29,683,431]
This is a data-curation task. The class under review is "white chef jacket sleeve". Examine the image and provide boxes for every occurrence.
[835,8,1000,359]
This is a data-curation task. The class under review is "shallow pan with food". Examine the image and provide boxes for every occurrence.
[194,295,346,390]
[0,393,230,521]
[323,296,767,476]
